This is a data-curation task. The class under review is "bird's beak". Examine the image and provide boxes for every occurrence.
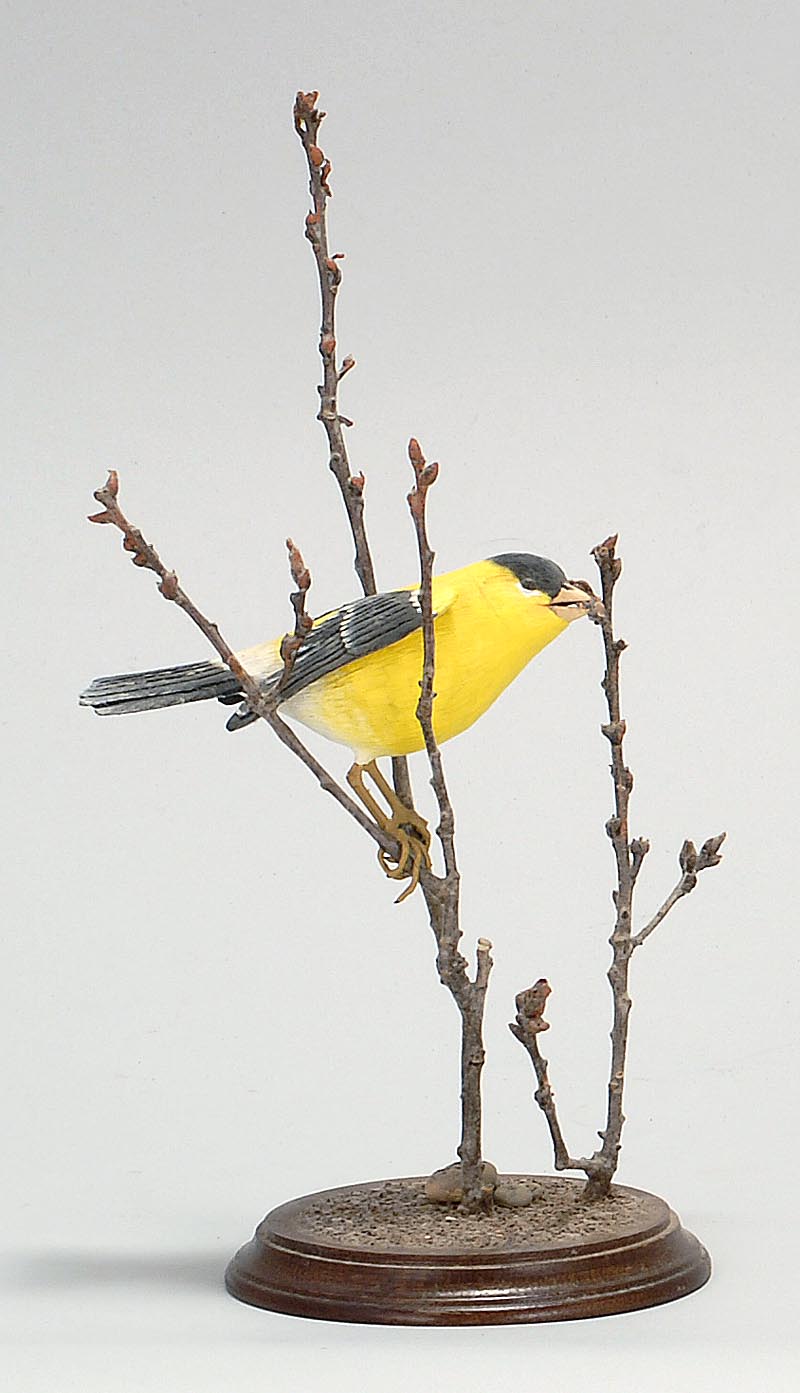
[549,581,604,622]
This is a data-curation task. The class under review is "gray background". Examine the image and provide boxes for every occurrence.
[3,1,797,1388]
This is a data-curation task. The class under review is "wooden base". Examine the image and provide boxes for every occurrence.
[225,1175,711,1325]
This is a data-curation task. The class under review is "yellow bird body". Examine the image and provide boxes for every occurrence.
[80,554,592,765]
[260,560,571,763]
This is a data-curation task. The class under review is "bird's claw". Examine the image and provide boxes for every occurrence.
[346,760,431,901]
[378,826,431,902]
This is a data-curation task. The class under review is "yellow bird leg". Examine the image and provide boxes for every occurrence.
[346,760,431,901]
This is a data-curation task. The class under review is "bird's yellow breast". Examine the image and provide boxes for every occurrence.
[282,560,569,762]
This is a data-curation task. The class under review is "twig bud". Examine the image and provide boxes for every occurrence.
[286,537,311,591]
[679,839,698,874]
[514,978,551,1034]
[696,832,727,869]
[293,90,320,133]
[408,437,425,474]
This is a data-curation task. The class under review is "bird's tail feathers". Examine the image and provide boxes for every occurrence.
[79,660,243,717]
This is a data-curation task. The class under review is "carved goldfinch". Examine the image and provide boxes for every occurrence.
[80,553,595,888]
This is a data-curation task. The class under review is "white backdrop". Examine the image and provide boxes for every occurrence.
[3,2,797,1389]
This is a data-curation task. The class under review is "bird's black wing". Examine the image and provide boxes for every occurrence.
[224,587,443,731]
[279,588,424,701]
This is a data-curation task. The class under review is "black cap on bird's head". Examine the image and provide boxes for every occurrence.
[490,553,601,621]
[491,553,566,596]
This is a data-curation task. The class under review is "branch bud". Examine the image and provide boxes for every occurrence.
[408,437,425,475]
[679,839,698,874]
[293,90,320,133]
[514,978,551,1033]
[286,537,311,592]
[697,831,727,869]
[91,470,121,515]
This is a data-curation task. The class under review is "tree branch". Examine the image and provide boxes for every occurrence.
[630,834,726,949]
[293,90,376,599]
[511,534,725,1197]
[277,537,313,692]
[407,439,457,878]
[510,981,604,1182]
[293,89,414,809]
[406,438,493,1214]
[88,472,399,860]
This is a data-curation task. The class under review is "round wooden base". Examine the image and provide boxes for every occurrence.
[225,1175,710,1325]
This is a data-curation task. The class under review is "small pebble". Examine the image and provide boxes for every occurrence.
[425,1160,498,1204]
[494,1181,539,1208]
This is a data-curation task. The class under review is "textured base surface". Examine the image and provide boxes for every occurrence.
[225,1175,711,1325]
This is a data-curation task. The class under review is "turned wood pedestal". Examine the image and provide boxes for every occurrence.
[225,1175,710,1325]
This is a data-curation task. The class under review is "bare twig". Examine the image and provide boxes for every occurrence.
[89,473,399,861]
[293,90,414,811]
[277,537,313,691]
[587,534,639,1196]
[630,834,726,949]
[510,981,599,1179]
[407,439,455,876]
[293,91,376,599]
[407,438,493,1214]
[511,534,725,1197]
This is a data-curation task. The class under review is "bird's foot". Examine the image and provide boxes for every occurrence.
[346,760,431,902]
